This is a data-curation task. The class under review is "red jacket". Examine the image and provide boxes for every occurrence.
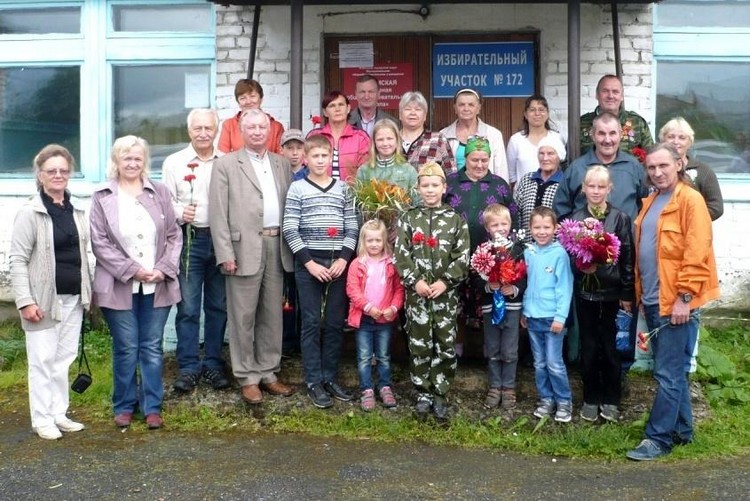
[346,256,405,328]
[306,123,370,183]
[218,111,284,154]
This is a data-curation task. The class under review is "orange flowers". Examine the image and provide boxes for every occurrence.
[352,178,413,227]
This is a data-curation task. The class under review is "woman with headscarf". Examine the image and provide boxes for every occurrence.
[513,135,567,240]
[440,88,508,181]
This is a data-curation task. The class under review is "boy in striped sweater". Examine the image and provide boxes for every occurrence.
[282,135,360,409]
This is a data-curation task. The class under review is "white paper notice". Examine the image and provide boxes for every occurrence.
[339,41,374,68]
[184,73,209,108]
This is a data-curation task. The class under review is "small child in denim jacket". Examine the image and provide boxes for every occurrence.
[522,206,574,423]
[346,219,405,411]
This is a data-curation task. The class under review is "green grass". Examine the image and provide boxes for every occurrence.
[2,316,749,460]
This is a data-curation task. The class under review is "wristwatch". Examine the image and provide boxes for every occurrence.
[679,292,693,304]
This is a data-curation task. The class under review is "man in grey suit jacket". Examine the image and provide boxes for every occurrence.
[209,108,295,404]
[348,74,398,137]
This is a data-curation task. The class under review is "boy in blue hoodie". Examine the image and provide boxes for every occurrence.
[522,206,574,423]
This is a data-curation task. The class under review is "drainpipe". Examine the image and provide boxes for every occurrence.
[611,1,622,80]
[247,5,261,79]
[290,0,303,129]
[568,0,581,161]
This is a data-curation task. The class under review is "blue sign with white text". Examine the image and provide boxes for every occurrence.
[432,42,535,98]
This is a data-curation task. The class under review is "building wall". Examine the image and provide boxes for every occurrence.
[214,3,654,137]
[1,2,748,311]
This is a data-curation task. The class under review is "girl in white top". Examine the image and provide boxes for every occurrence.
[506,94,565,186]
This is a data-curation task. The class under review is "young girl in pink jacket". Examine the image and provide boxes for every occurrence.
[346,219,405,411]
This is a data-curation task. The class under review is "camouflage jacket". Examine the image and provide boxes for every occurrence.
[394,204,470,289]
[580,107,654,158]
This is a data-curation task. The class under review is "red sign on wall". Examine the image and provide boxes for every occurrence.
[343,63,413,111]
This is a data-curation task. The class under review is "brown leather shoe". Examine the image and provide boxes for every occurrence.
[261,380,295,397]
[241,384,263,404]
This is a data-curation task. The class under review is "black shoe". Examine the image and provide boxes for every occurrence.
[414,397,431,418]
[308,383,333,409]
[323,381,354,402]
[202,367,230,390]
[671,431,693,446]
[432,396,449,421]
[173,372,199,393]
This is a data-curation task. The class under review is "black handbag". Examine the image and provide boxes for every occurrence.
[71,318,92,394]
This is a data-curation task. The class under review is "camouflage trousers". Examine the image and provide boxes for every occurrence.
[405,292,458,399]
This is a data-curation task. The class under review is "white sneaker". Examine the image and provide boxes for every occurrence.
[54,417,85,432]
[34,425,63,440]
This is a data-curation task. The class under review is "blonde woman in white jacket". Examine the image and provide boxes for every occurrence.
[9,144,92,440]
[440,88,509,182]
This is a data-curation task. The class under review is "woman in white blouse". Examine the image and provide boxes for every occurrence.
[440,88,508,181]
[506,95,565,187]
[90,136,182,430]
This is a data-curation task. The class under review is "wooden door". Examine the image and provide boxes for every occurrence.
[323,32,540,143]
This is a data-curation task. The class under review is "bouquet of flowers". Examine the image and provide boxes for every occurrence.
[470,232,527,324]
[351,178,413,228]
[557,217,621,272]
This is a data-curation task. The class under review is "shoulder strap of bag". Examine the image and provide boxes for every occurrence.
[77,314,91,376]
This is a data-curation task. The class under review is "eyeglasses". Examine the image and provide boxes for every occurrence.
[42,169,71,177]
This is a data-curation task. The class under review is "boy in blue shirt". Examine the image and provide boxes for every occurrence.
[522,206,574,422]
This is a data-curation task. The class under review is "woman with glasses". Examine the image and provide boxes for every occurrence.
[440,88,508,181]
[506,95,566,188]
[399,91,456,176]
[10,144,93,440]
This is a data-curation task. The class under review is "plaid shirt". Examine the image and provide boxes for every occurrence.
[513,169,563,242]
[404,130,456,176]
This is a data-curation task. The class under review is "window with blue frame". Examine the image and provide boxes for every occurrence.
[655,0,750,176]
[0,0,215,183]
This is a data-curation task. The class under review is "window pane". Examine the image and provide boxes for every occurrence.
[112,5,212,32]
[657,1,750,29]
[0,7,80,34]
[0,67,80,174]
[656,61,750,174]
[114,64,211,175]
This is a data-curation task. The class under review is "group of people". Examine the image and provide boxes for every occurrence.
[10,74,721,462]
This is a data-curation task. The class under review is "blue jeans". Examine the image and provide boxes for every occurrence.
[356,316,393,391]
[642,303,697,450]
[295,256,348,385]
[102,293,171,416]
[175,230,227,374]
[527,317,572,403]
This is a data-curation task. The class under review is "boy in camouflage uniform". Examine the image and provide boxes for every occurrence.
[394,162,470,420]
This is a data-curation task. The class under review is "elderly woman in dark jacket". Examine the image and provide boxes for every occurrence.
[570,165,635,424]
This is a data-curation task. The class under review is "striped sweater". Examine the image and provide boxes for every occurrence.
[282,177,359,264]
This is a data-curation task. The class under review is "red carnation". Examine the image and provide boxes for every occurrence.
[426,236,438,248]
[311,115,322,125]
[327,227,339,238]
[632,146,647,164]
[184,174,196,182]
[187,162,199,170]
[412,231,425,245]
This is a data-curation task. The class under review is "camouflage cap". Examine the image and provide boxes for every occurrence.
[417,161,446,180]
